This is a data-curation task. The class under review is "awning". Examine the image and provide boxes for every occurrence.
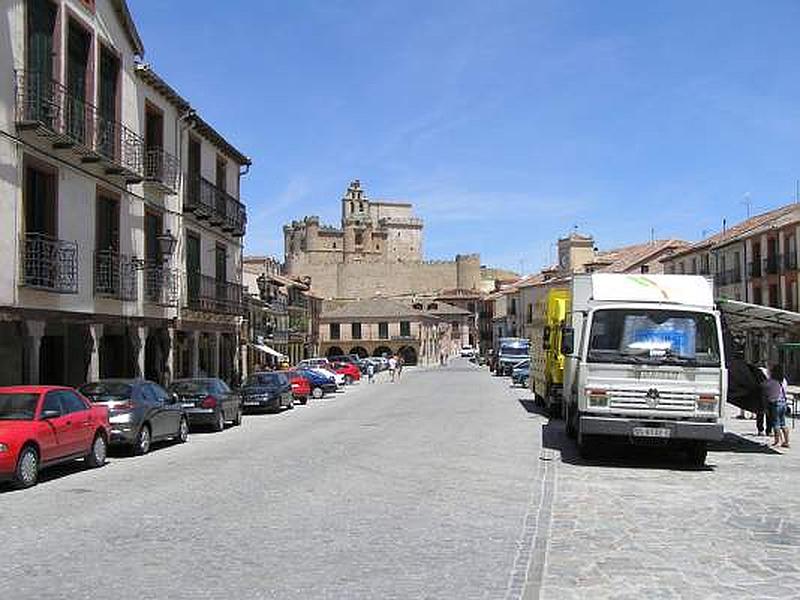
[249,343,286,359]
[717,299,800,332]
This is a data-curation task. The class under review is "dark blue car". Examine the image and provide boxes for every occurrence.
[295,368,337,399]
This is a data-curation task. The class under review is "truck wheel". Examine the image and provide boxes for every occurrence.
[565,404,578,439]
[687,441,707,467]
[577,429,593,459]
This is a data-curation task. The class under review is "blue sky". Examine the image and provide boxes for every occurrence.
[132,0,800,272]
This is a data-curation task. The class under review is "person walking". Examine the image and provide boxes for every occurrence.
[396,355,404,380]
[367,361,375,384]
[388,355,397,382]
[763,364,791,448]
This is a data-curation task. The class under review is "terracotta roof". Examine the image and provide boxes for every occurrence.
[321,297,435,321]
[593,239,689,273]
[665,204,799,260]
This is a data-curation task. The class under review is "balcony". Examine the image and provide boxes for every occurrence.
[15,70,143,184]
[763,256,780,276]
[144,264,179,306]
[784,253,798,272]
[20,233,78,294]
[186,273,244,315]
[94,250,137,300]
[748,260,762,278]
[183,174,246,237]
[143,147,180,194]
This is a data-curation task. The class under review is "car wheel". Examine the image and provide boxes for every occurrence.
[300,396,308,405]
[232,407,242,426]
[312,387,324,399]
[13,445,39,489]
[133,424,151,456]
[213,410,225,432]
[287,396,295,409]
[176,417,189,443]
[86,434,107,468]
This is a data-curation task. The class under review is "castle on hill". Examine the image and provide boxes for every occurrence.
[283,180,481,299]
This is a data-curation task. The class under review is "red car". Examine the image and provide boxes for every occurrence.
[286,371,311,404]
[331,362,361,384]
[0,386,110,489]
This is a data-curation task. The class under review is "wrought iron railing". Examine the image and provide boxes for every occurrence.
[94,250,137,300]
[763,255,780,275]
[784,253,798,272]
[186,272,244,315]
[21,233,78,293]
[748,260,762,278]
[144,264,179,306]
[183,173,246,236]
[143,147,180,192]
[15,70,144,179]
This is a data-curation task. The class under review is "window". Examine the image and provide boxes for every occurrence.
[24,161,57,236]
[753,286,762,305]
[379,322,389,339]
[98,47,119,159]
[691,258,697,275]
[42,392,63,416]
[400,321,411,337]
[526,303,533,323]
[216,156,227,193]
[144,210,163,264]
[60,391,88,414]
[352,322,362,340]
[678,262,685,275]
[509,299,517,316]
[330,323,340,340]
[640,265,649,274]
[355,231,363,246]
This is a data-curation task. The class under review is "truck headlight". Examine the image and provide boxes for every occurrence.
[587,389,608,408]
[697,396,718,413]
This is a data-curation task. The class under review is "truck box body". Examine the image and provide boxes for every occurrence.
[531,288,570,414]
[563,274,726,461]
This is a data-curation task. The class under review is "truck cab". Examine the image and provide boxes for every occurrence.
[562,274,726,466]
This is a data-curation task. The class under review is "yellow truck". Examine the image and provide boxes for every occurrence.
[530,288,570,417]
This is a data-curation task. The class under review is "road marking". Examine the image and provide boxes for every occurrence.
[504,447,557,600]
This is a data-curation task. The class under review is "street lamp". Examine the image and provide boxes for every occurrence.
[131,229,177,269]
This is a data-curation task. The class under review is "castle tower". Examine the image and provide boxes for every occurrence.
[456,254,481,290]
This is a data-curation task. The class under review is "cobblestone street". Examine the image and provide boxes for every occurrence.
[2,360,799,599]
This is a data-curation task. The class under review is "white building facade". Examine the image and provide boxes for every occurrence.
[0,0,251,387]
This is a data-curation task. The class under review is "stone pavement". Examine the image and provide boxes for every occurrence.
[537,396,800,599]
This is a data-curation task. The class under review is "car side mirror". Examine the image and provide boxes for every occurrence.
[561,327,575,356]
[40,409,61,420]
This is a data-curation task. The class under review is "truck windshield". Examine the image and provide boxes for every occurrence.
[587,309,720,367]
[501,346,529,356]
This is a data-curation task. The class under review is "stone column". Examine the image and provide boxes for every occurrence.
[26,320,46,385]
[165,327,175,386]
[212,331,221,376]
[191,332,200,377]
[136,326,147,378]
[88,323,104,382]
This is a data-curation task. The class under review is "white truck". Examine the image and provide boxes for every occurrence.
[562,274,726,466]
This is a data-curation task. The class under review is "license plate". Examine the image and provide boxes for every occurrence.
[182,403,196,409]
[245,401,262,406]
[632,427,671,438]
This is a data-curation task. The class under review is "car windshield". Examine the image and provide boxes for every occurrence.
[0,393,39,421]
[245,373,281,386]
[170,381,212,394]
[80,382,132,402]
[587,309,720,367]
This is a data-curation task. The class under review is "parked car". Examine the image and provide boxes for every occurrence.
[79,380,189,455]
[460,345,476,358]
[312,366,345,387]
[0,386,110,489]
[240,372,294,412]
[298,358,332,370]
[285,370,312,404]
[512,360,530,387]
[168,378,242,432]
[295,368,338,399]
[330,361,361,384]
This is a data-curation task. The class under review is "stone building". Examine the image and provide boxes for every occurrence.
[0,0,250,387]
[283,180,481,299]
[319,297,462,366]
